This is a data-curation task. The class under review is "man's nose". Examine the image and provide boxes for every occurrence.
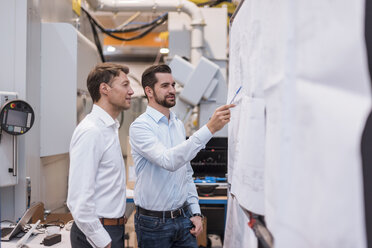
[169,86,176,94]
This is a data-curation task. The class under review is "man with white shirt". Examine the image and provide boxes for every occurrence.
[129,64,234,247]
[67,63,134,248]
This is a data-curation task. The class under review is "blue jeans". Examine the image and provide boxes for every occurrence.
[135,209,197,248]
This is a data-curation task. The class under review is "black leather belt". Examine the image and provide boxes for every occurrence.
[136,204,189,219]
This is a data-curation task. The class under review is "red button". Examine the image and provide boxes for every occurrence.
[10,103,16,108]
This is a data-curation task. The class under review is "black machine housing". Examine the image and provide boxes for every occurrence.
[191,137,228,197]
[191,137,227,178]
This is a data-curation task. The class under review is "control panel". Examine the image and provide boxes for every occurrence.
[0,92,35,187]
[0,100,34,135]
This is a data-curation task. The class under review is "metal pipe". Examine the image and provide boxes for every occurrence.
[13,135,17,177]
[190,24,204,65]
[85,0,205,64]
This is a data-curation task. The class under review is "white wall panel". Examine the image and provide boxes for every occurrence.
[40,23,99,157]
[40,23,77,157]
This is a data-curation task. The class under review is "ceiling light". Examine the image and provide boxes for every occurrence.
[159,48,169,54]
[107,46,116,52]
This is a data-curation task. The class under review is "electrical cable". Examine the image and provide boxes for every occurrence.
[88,16,105,62]
[81,7,168,62]
[82,7,168,42]
[107,13,168,33]
[105,22,164,42]
[42,220,65,229]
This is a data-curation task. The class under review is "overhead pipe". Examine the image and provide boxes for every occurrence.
[85,0,205,64]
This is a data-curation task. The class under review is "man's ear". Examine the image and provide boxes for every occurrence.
[99,82,109,96]
[144,86,153,98]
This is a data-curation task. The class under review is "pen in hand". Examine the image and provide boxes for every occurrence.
[230,86,242,104]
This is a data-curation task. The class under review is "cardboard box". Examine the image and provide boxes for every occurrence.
[197,217,207,247]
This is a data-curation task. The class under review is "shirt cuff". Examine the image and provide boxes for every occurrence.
[86,226,111,248]
[189,203,201,215]
[194,125,213,144]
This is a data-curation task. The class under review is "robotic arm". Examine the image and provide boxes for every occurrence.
[169,55,228,137]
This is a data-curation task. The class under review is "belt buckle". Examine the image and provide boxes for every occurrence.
[171,209,180,219]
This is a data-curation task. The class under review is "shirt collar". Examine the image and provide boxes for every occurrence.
[92,104,118,128]
[146,106,178,124]
[169,111,177,122]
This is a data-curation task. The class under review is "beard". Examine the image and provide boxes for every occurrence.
[154,91,176,108]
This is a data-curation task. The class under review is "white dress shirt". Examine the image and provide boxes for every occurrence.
[129,106,212,214]
[67,104,126,248]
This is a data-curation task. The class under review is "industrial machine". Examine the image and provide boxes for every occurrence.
[191,138,228,242]
[0,92,35,187]
[191,137,228,196]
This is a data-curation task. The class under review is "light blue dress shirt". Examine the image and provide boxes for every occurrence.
[129,106,213,214]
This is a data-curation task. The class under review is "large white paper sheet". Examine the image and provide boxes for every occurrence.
[265,82,370,248]
[231,95,265,215]
[226,0,289,244]
[224,195,257,248]
[226,0,371,247]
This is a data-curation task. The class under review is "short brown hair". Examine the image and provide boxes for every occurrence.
[87,63,129,102]
[141,64,172,99]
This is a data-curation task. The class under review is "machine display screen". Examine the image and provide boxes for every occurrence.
[6,109,28,127]
[0,99,34,136]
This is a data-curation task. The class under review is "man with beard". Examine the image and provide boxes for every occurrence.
[129,64,234,248]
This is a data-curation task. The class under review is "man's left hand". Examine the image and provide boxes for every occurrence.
[190,215,203,237]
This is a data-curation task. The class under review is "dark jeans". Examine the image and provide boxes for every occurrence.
[70,221,125,248]
[135,208,197,248]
